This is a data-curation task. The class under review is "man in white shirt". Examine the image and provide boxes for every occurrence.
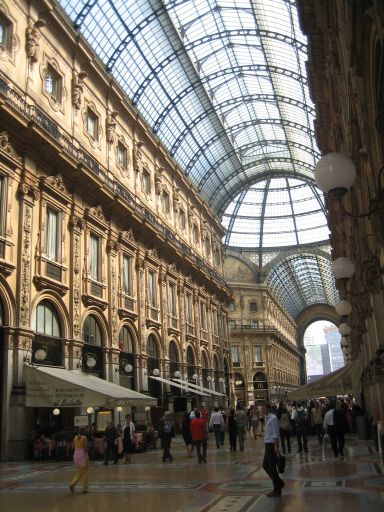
[209,407,224,448]
[261,403,285,497]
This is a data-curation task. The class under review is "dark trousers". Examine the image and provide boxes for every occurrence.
[195,439,207,462]
[296,429,308,451]
[161,434,173,461]
[229,432,237,451]
[213,425,221,448]
[263,443,285,493]
[104,442,117,463]
[328,425,345,457]
[279,428,291,453]
[314,423,323,444]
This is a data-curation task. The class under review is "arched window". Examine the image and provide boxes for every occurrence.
[35,300,61,337]
[119,325,134,353]
[147,334,158,359]
[187,346,195,366]
[169,340,179,362]
[82,315,102,346]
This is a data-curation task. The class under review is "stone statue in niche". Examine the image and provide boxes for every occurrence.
[72,71,87,110]
[155,167,164,195]
[173,187,180,213]
[25,19,45,64]
[106,111,119,144]
[133,141,144,174]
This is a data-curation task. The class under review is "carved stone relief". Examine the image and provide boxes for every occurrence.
[20,204,32,326]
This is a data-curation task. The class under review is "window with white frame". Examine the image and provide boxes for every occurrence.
[0,12,12,53]
[251,320,259,329]
[44,65,62,102]
[199,301,206,330]
[46,207,60,261]
[123,254,133,296]
[168,282,177,318]
[231,345,240,364]
[117,142,128,169]
[185,292,193,325]
[89,234,101,281]
[87,108,99,139]
[148,270,157,308]
[254,346,263,363]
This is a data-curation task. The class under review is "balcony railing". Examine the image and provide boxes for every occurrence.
[230,324,260,330]
[46,261,62,281]
[0,73,229,292]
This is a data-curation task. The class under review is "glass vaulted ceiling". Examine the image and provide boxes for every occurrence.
[57,0,337,318]
[58,0,320,215]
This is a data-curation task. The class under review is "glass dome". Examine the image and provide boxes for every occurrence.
[222,177,329,249]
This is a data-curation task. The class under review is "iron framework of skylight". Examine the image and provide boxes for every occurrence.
[58,0,320,216]
[222,177,329,249]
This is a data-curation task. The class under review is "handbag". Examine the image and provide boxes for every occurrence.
[276,451,286,474]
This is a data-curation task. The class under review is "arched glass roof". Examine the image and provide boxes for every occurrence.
[58,0,319,215]
[57,0,335,318]
[222,177,329,249]
[267,254,338,320]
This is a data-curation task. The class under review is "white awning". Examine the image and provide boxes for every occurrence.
[25,365,157,407]
[287,359,363,401]
[172,378,227,397]
[149,376,208,396]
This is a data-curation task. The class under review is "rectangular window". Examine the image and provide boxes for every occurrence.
[179,209,186,230]
[222,315,228,338]
[249,301,258,312]
[118,142,127,169]
[229,320,236,328]
[251,320,259,329]
[87,108,98,139]
[45,65,62,102]
[231,346,240,363]
[254,346,263,363]
[143,169,151,194]
[185,293,193,324]
[148,270,157,308]
[89,234,101,281]
[46,207,60,261]
[0,13,11,52]
[199,301,206,330]
[168,282,177,317]
[212,309,218,335]
[162,191,170,213]
[123,254,133,296]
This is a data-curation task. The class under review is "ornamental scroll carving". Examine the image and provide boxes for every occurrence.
[0,132,22,163]
[20,204,32,326]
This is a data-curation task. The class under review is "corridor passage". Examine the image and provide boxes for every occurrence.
[0,433,383,512]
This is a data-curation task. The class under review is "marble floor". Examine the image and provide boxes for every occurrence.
[0,433,383,512]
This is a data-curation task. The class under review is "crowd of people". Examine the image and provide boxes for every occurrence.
[65,397,360,496]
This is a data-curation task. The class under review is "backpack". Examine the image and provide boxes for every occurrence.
[296,409,307,430]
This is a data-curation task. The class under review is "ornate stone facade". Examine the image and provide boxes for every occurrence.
[0,0,232,461]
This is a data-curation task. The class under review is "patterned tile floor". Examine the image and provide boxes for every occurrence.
[0,434,383,512]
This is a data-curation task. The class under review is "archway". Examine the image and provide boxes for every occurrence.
[303,320,343,383]
[118,324,136,390]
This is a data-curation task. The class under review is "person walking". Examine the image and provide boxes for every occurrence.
[235,404,246,451]
[69,428,89,494]
[292,402,308,453]
[158,412,175,462]
[228,407,237,451]
[311,402,324,445]
[190,410,208,463]
[181,412,194,458]
[323,401,348,459]
[261,403,285,498]
[250,406,260,439]
[277,404,292,454]
[103,421,118,465]
[209,407,224,449]
[122,414,135,463]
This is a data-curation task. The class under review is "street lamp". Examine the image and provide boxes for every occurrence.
[86,406,94,429]
[116,406,123,423]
